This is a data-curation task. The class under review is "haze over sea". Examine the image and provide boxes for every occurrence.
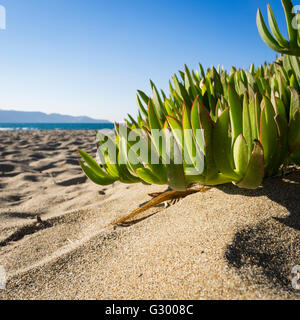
[0,123,115,131]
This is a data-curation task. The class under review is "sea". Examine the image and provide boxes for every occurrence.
[0,123,115,131]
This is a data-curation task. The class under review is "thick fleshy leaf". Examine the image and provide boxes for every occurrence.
[117,160,141,184]
[228,84,243,144]
[199,63,206,79]
[150,80,166,122]
[267,4,289,47]
[164,99,173,115]
[236,141,264,189]
[148,98,165,159]
[277,73,289,107]
[289,109,300,152]
[127,113,139,127]
[242,93,253,157]
[260,96,278,168]
[248,95,260,140]
[270,114,289,175]
[136,95,148,117]
[274,95,287,119]
[103,152,120,179]
[233,134,249,177]
[148,98,163,130]
[184,64,199,99]
[289,86,300,121]
[198,100,214,147]
[288,56,300,84]
[289,73,300,91]
[96,131,118,164]
[164,126,187,191]
[191,96,205,153]
[182,105,204,175]
[281,0,297,46]
[136,167,163,185]
[172,74,192,108]
[79,160,116,186]
[256,9,284,53]
[78,149,109,178]
[118,132,142,175]
[166,115,183,150]
[196,101,218,180]
[212,108,237,179]
[129,128,167,183]
[168,114,204,177]
[137,90,150,106]
[291,144,300,165]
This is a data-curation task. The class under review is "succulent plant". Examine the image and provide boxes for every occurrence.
[78,62,298,191]
[79,1,300,194]
[257,0,300,56]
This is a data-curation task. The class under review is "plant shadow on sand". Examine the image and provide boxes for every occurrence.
[219,169,300,293]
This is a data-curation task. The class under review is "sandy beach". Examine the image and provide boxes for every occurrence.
[0,130,300,300]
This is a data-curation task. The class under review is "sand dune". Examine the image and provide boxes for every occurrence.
[0,130,300,299]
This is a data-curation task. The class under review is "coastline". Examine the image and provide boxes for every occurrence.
[0,123,115,131]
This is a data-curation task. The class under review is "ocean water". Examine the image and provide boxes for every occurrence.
[0,123,115,131]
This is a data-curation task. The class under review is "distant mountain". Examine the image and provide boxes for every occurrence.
[0,109,111,124]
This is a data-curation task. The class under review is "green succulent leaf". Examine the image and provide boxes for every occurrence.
[289,86,300,120]
[289,109,300,152]
[270,114,289,175]
[288,56,300,83]
[164,125,187,191]
[79,160,116,186]
[290,144,300,165]
[260,96,278,169]
[228,84,243,145]
[150,80,166,122]
[197,101,219,180]
[166,115,183,149]
[248,95,260,140]
[191,96,205,153]
[136,95,148,117]
[78,149,109,178]
[236,140,265,189]
[148,98,163,130]
[136,167,163,185]
[103,152,120,179]
[267,4,290,47]
[256,9,284,53]
[137,90,150,106]
[233,134,249,177]
[117,160,141,184]
[281,0,298,46]
[182,105,204,175]
[242,93,253,157]
[213,108,238,179]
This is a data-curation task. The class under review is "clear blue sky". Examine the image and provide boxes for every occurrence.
[0,0,288,122]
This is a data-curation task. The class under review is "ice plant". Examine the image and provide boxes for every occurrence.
[78,0,300,223]
[78,72,294,192]
[257,0,300,56]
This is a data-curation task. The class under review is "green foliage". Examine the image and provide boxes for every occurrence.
[79,1,300,191]
[78,55,300,191]
[257,0,300,56]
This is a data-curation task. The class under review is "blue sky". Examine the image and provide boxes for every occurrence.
[0,0,289,122]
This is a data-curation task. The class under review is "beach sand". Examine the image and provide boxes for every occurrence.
[0,130,300,300]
